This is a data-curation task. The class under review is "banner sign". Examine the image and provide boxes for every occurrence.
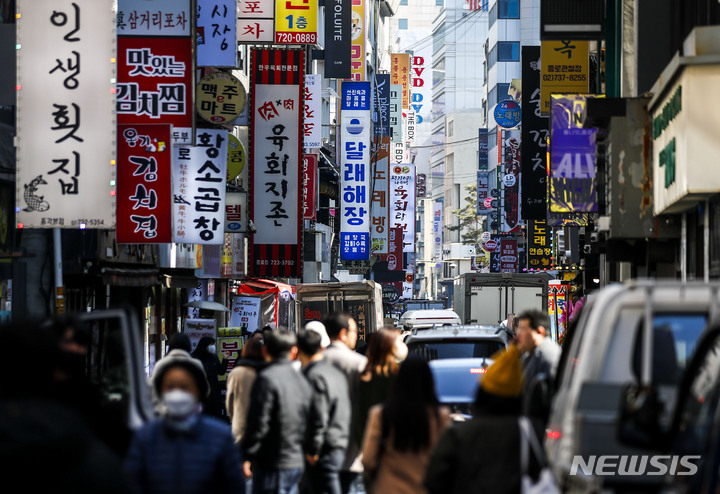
[230,295,262,333]
[196,71,246,124]
[416,173,427,198]
[389,84,402,144]
[237,0,275,43]
[117,124,172,243]
[411,55,431,126]
[387,227,403,271]
[225,191,247,233]
[185,318,217,351]
[433,201,442,261]
[500,238,518,273]
[477,171,491,215]
[249,48,304,277]
[502,129,521,231]
[197,0,237,66]
[370,137,390,254]
[540,40,589,114]
[117,0,191,36]
[275,0,318,44]
[117,36,193,145]
[390,53,410,109]
[373,74,391,137]
[390,164,416,253]
[324,0,352,79]
[17,0,116,229]
[350,0,366,81]
[527,219,552,271]
[302,153,318,220]
[303,74,322,148]
[173,129,228,244]
[403,253,415,298]
[478,128,489,170]
[340,81,372,261]
[405,109,416,144]
[521,46,549,220]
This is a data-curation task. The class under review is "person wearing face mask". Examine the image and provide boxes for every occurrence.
[125,350,245,494]
[191,336,231,420]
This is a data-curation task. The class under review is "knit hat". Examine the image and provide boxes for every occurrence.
[479,344,524,398]
[305,320,331,348]
[152,349,210,398]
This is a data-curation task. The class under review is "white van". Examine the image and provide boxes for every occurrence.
[398,309,461,334]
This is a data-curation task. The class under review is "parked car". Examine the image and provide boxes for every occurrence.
[406,325,507,420]
[545,280,720,493]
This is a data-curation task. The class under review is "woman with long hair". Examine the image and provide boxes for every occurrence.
[190,336,230,419]
[362,357,450,494]
[226,332,265,444]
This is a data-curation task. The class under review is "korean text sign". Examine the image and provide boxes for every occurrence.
[17,0,116,229]
[350,0,366,81]
[197,0,237,67]
[390,53,410,109]
[173,129,229,245]
[340,81,372,261]
[389,164,416,254]
[275,0,318,44]
[237,0,275,43]
[230,295,262,333]
[117,0,190,36]
[302,154,318,220]
[540,40,589,114]
[527,220,552,270]
[117,124,172,243]
[249,49,304,278]
[117,37,193,145]
[370,137,390,254]
[502,129,521,231]
[303,74,322,148]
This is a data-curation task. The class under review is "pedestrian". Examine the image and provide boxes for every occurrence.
[226,332,266,444]
[515,309,562,424]
[361,357,450,494]
[241,330,316,494]
[150,332,193,415]
[124,349,244,494]
[322,312,368,494]
[191,335,231,419]
[296,327,351,494]
[424,344,543,494]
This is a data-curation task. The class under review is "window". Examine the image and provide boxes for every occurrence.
[400,0,408,4]
[436,0,443,5]
[497,42,520,62]
[447,120,453,137]
[398,19,408,30]
[488,83,510,109]
[499,0,520,18]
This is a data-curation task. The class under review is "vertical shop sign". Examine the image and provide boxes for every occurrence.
[197,0,237,67]
[303,74,322,148]
[340,81,372,261]
[389,164,416,253]
[500,238,518,272]
[373,74,391,138]
[477,171,490,215]
[173,129,228,244]
[237,0,275,43]
[324,0,351,79]
[249,48,304,277]
[17,0,116,229]
[433,202,443,261]
[117,37,193,145]
[411,54,431,126]
[117,124,172,243]
[117,0,191,36]
[275,0,318,44]
[521,46,549,220]
[540,40,589,115]
[502,129,521,231]
[405,109,416,144]
[389,84,402,144]
[527,219,552,271]
[370,137,390,254]
[350,0,366,81]
[387,227,403,271]
[225,191,247,233]
[302,153,318,220]
[390,53,410,109]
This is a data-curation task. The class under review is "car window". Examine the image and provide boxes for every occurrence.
[408,339,504,360]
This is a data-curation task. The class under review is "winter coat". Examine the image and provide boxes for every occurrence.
[191,350,230,418]
[225,359,265,444]
[303,360,351,456]
[354,369,396,445]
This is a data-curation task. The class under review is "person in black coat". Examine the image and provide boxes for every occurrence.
[191,336,230,419]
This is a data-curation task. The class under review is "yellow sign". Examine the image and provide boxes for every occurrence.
[540,40,589,115]
[275,0,318,44]
[196,72,247,124]
[227,134,246,181]
[350,0,365,81]
[390,53,410,109]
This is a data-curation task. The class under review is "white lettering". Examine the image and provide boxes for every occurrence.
[570,456,596,476]
[648,456,669,476]
[678,456,701,476]
[618,456,647,475]
[596,456,619,475]
[570,456,701,477]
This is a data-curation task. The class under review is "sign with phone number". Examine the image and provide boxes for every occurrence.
[275,0,318,44]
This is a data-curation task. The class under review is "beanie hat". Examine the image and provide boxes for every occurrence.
[480,344,524,398]
[152,349,210,398]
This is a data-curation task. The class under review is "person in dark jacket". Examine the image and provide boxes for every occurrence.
[242,330,317,494]
[191,336,231,419]
[297,328,350,494]
[125,349,244,494]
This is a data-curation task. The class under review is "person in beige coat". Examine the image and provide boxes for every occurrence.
[361,357,450,494]
[225,332,265,444]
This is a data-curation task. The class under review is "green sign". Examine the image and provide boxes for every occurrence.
[659,138,676,187]
[653,86,682,140]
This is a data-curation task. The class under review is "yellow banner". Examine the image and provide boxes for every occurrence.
[540,40,589,115]
[350,0,365,81]
[390,53,410,109]
[275,0,318,44]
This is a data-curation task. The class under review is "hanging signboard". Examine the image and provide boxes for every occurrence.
[237,0,275,43]
[117,124,172,243]
[350,0,366,81]
[390,53,410,109]
[249,48,304,278]
[500,238,518,273]
[303,74,322,149]
[117,0,191,36]
[389,84,402,145]
[389,164,416,254]
[527,219,552,271]
[17,0,116,229]
[227,133,246,181]
[387,227,404,271]
[324,0,351,78]
[433,202,442,261]
[197,0,237,67]
[196,72,246,124]
[339,81,372,261]
[225,191,247,233]
[302,153,318,220]
[540,40,589,114]
[373,74,391,138]
[502,129,521,231]
[172,129,228,245]
[370,137,390,254]
[494,99,522,128]
[275,0,318,44]
[230,295,262,333]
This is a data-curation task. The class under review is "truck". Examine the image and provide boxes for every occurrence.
[295,280,384,350]
[453,272,552,326]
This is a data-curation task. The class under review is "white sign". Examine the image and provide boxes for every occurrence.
[503,174,517,187]
[17,0,116,229]
[237,0,275,43]
[390,84,403,144]
[405,109,416,144]
[184,318,217,351]
[303,74,322,148]
[230,296,262,333]
[117,0,191,36]
[197,0,237,67]
[186,280,208,317]
[481,231,491,242]
[390,164,416,253]
[433,201,443,260]
[411,54,431,127]
[173,129,229,244]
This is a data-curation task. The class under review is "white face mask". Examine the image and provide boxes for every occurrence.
[207,345,216,354]
[162,389,199,419]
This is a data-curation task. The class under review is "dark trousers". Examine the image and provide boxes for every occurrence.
[253,466,304,494]
[302,449,344,494]
[339,471,361,494]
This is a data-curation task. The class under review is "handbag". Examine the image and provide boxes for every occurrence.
[519,416,561,494]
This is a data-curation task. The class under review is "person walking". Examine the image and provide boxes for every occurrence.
[226,332,266,444]
[241,330,316,494]
[124,349,245,494]
[361,357,450,494]
[322,312,368,494]
[150,332,193,415]
[296,327,351,494]
[191,336,231,419]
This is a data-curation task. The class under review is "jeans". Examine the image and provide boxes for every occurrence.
[253,466,304,494]
[302,449,344,494]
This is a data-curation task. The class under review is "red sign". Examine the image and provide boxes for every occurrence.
[116,124,173,243]
[387,227,403,271]
[484,239,498,252]
[117,37,194,144]
[302,154,317,220]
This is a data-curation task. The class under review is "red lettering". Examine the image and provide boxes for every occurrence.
[413,56,424,65]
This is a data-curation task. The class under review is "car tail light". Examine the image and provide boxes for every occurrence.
[470,368,487,374]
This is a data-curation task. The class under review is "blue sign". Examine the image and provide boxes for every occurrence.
[494,99,522,128]
[341,81,371,111]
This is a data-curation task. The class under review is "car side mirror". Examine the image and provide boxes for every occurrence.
[617,384,668,450]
